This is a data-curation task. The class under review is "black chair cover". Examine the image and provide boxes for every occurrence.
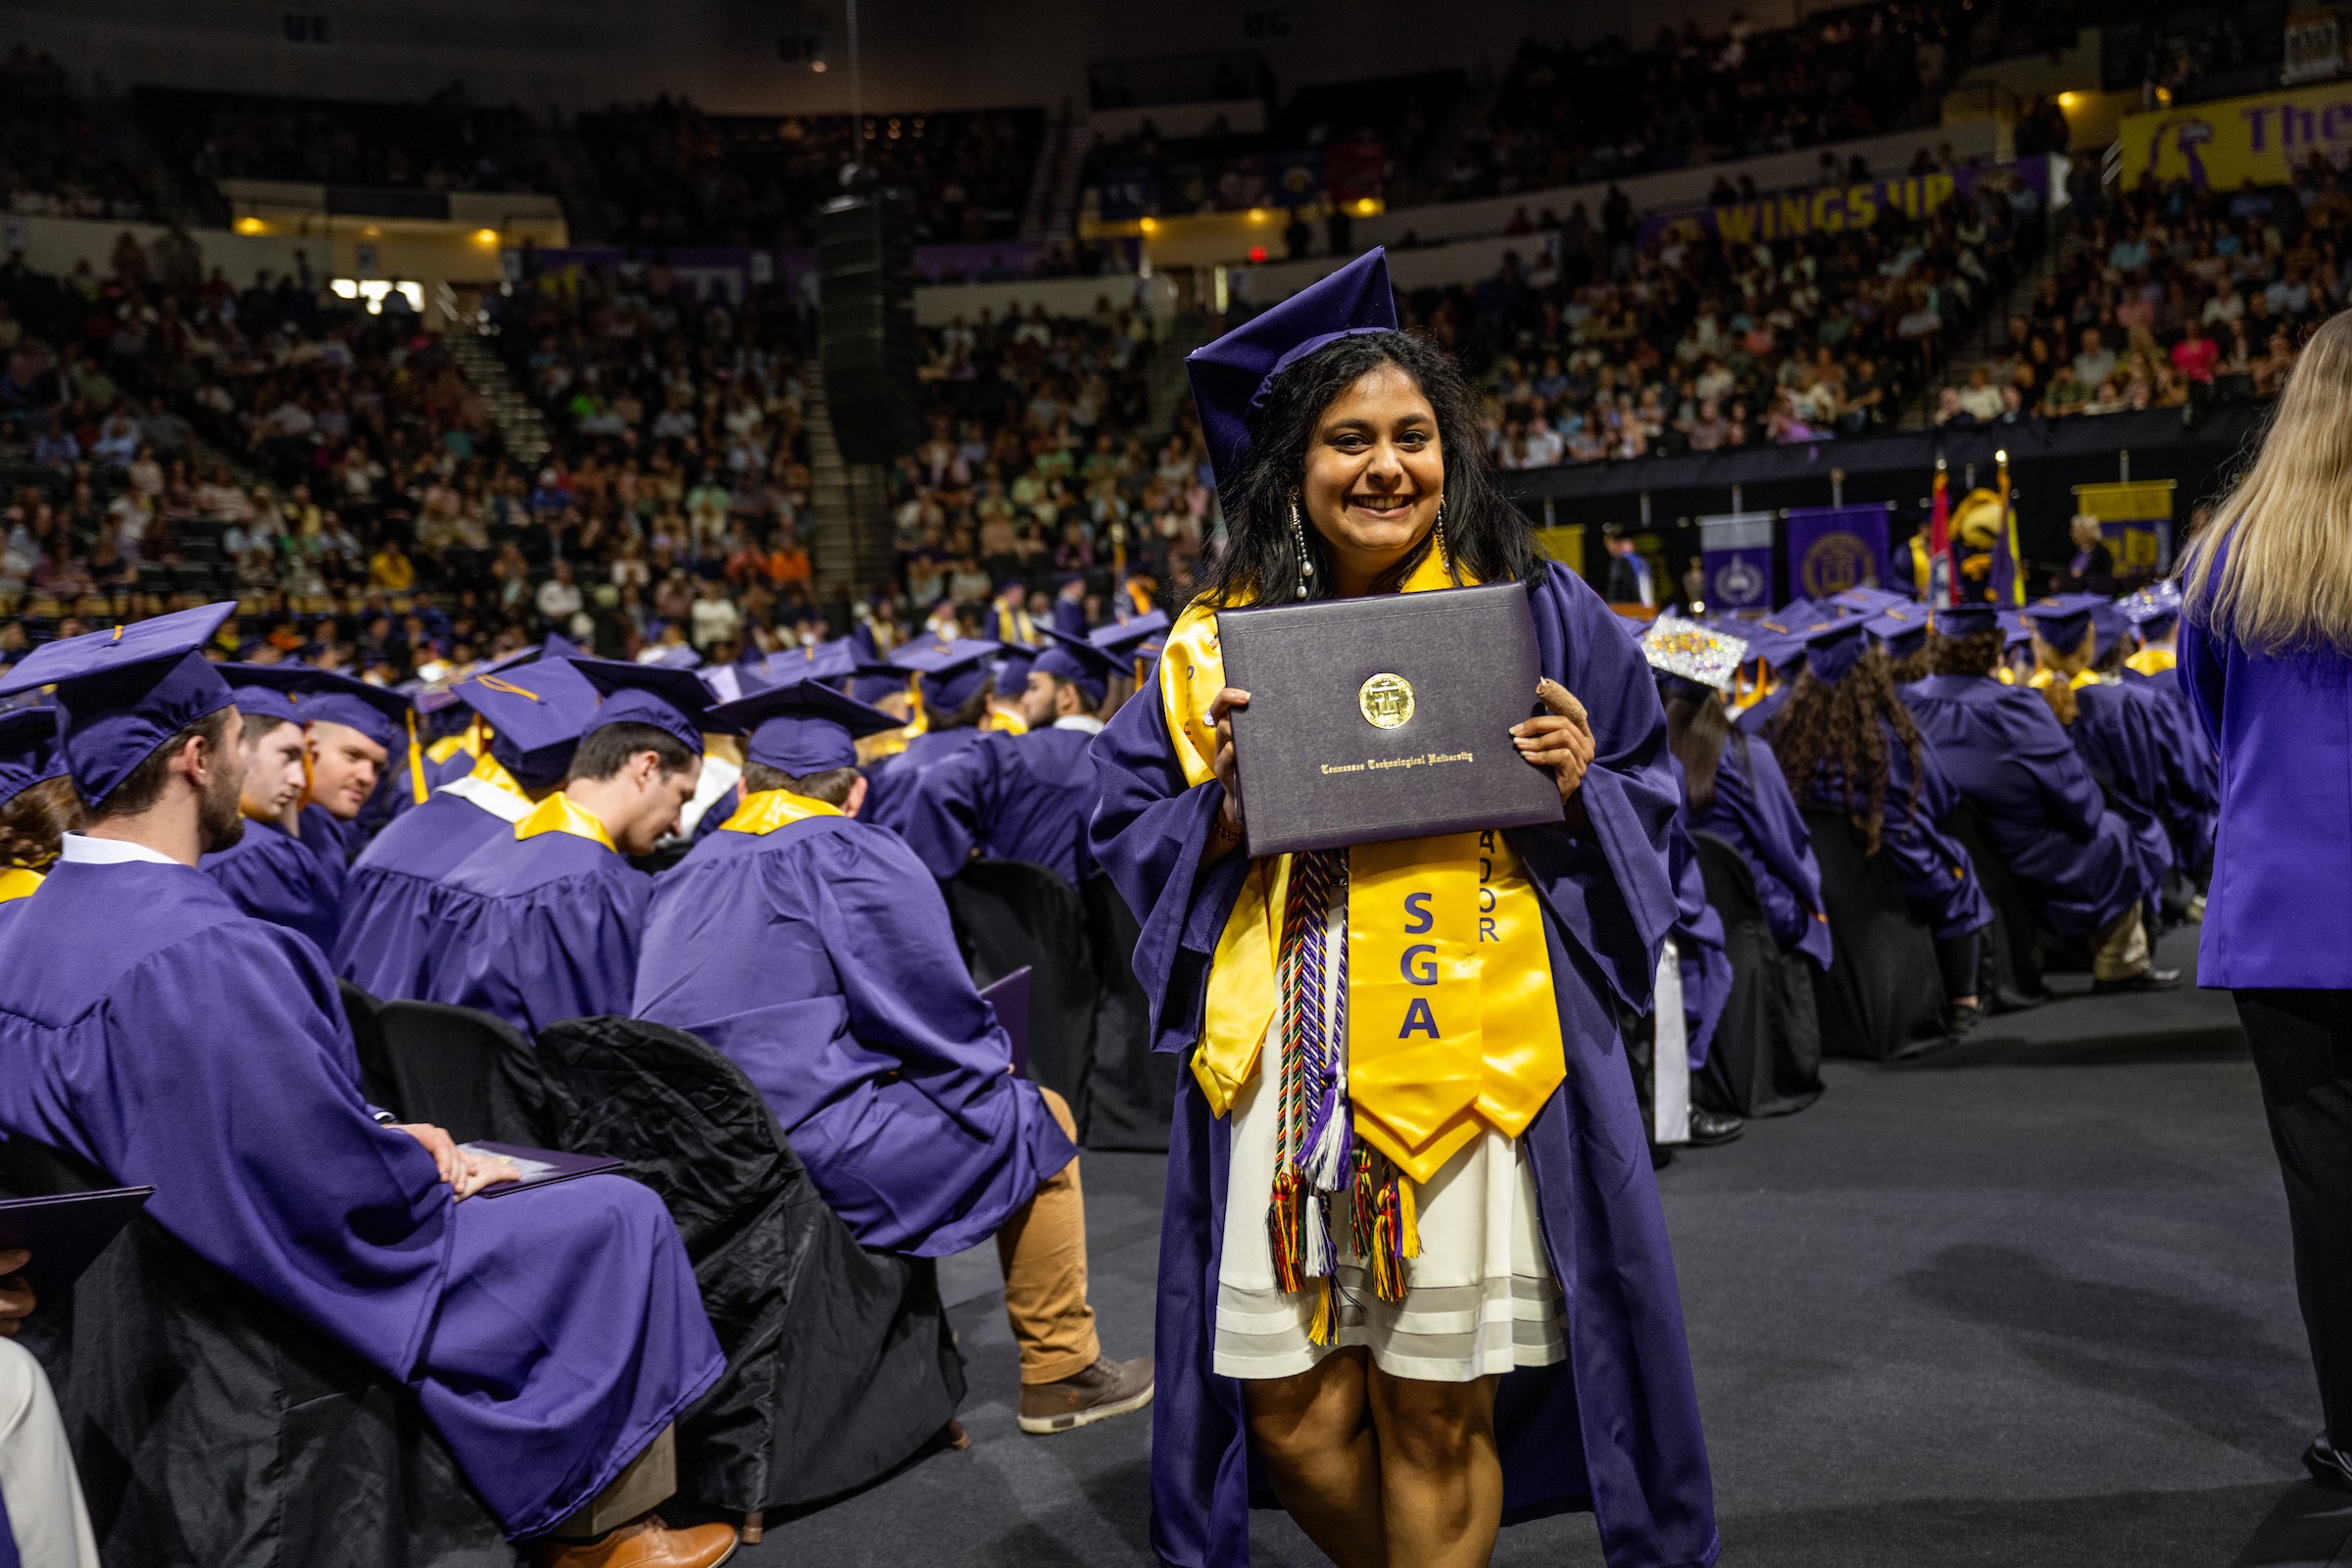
[532,1016,966,1514]
[1078,874,1177,1151]
[373,1000,552,1147]
[0,1140,507,1568]
[941,858,1099,1111]
[338,979,404,1115]
[1690,832,1825,1117]
[1941,799,2049,1009]
[1801,808,1951,1061]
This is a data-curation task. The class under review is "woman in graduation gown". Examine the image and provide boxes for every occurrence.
[1089,251,1715,1568]
[0,707,74,919]
[1764,616,1991,1028]
[1903,606,2163,982]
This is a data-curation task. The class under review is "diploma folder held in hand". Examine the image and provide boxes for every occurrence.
[1216,581,1563,857]
[0,1186,154,1298]
[460,1143,625,1198]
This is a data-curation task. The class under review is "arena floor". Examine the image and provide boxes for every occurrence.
[741,927,2339,1566]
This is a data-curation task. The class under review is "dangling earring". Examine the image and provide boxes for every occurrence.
[1290,490,1314,599]
[1434,496,1450,567]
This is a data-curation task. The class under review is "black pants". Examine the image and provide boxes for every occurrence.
[2237,988,2352,1446]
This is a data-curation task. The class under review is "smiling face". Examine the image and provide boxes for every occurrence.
[1298,363,1446,595]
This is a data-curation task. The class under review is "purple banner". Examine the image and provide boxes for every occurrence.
[1784,505,1893,601]
[1638,156,2056,249]
[1697,512,1776,612]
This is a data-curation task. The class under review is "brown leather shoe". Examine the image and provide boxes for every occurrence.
[537,1515,737,1568]
[1017,1354,1154,1435]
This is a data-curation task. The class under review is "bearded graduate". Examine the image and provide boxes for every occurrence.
[1087,251,1715,1568]
[899,628,1123,885]
[860,637,1004,836]
[0,607,732,1565]
[197,666,413,952]
[333,656,601,1002]
[418,659,718,1036]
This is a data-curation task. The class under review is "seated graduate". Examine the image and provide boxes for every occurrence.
[421,659,718,1036]
[0,706,77,914]
[1088,612,1169,721]
[1768,615,1993,1031]
[986,640,1038,737]
[2116,584,2219,884]
[1645,617,1835,972]
[1088,252,1715,1568]
[1902,604,2173,992]
[0,1249,102,1568]
[632,679,1156,1436]
[333,656,602,1002]
[194,671,331,948]
[684,640,860,849]
[1867,602,1936,684]
[1731,601,1822,735]
[0,607,733,1566]
[898,628,1124,885]
[860,637,1004,836]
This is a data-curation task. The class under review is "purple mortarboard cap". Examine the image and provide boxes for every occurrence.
[0,705,66,809]
[2023,594,2105,655]
[1830,586,1909,615]
[570,656,732,756]
[541,630,584,661]
[452,657,601,789]
[1935,604,2002,638]
[216,662,307,727]
[225,663,413,751]
[1801,617,1871,687]
[2089,601,2132,662]
[0,602,237,808]
[1186,248,1398,506]
[993,640,1042,695]
[2116,581,2182,637]
[850,664,910,707]
[1999,610,2034,649]
[1740,624,1809,673]
[891,636,1003,712]
[643,643,704,671]
[1091,610,1169,657]
[1771,598,1828,626]
[758,638,859,690]
[1865,604,1930,660]
[709,680,902,776]
[1031,627,1123,709]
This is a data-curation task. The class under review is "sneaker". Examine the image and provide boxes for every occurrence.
[1017,1354,1154,1435]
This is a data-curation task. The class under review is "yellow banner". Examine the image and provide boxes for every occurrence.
[2121,82,2352,189]
[2073,480,2176,523]
[1534,525,1586,576]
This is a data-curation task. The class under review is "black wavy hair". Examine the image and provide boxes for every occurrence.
[1197,330,1545,608]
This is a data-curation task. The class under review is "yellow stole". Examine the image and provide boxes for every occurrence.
[2126,646,2177,677]
[988,702,1031,736]
[425,716,486,766]
[720,789,844,835]
[514,792,617,851]
[1161,552,1567,1184]
[0,867,42,904]
[2028,668,2102,691]
[464,749,526,797]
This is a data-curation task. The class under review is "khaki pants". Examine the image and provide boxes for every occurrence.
[2093,904,2152,983]
[552,1426,676,1540]
[997,1087,1101,1385]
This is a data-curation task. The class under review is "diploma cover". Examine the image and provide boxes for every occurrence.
[0,1186,154,1298]
[461,1143,625,1198]
[1217,581,1562,857]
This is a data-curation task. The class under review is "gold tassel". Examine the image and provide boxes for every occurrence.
[1305,1279,1336,1347]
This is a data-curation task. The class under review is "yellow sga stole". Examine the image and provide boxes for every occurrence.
[514,792,617,852]
[719,789,844,835]
[465,748,526,797]
[1160,551,1567,1184]
[2125,646,2177,677]
[0,867,42,904]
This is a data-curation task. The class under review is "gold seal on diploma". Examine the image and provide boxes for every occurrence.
[1358,672,1415,729]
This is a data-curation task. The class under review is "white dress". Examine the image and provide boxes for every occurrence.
[1210,902,1568,1384]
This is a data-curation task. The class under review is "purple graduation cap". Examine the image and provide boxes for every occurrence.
[451,657,603,789]
[569,656,734,756]
[1185,248,1398,506]
[1864,604,1930,662]
[1933,604,2003,639]
[754,637,860,692]
[1800,616,1872,687]
[1091,611,1170,683]
[708,680,903,776]
[890,636,1004,713]
[0,705,66,809]
[2116,580,2182,639]
[1829,586,1910,616]
[0,602,239,808]
[992,640,1043,699]
[216,662,308,728]
[2023,593,2107,657]
[223,663,415,753]
[1030,627,1124,710]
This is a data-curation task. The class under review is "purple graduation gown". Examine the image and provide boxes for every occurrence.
[1666,814,1732,1068]
[425,827,650,1036]
[0,1492,15,1568]
[198,803,349,954]
[2120,672,2218,871]
[1901,674,2155,935]
[863,726,989,838]
[0,858,722,1540]
[632,813,1076,1256]
[1089,564,1718,1568]
[1732,684,1791,737]
[899,724,1100,884]
[2064,682,2176,901]
[333,788,523,1001]
[1786,715,1991,941]
[1691,734,1833,968]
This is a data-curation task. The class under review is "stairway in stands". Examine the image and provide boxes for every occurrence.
[1899,203,2084,430]
[800,365,892,597]
[1017,119,1096,242]
[1146,307,1219,432]
[445,333,553,468]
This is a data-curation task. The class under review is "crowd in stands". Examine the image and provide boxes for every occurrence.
[135,83,554,195]
[574,101,1043,247]
[1932,166,2349,427]
[1457,157,2043,467]
[0,48,162,221]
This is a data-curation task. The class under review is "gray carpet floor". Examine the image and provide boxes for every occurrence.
[739,928,2342,1565]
